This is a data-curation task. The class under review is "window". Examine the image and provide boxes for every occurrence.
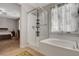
[51,4,78,32]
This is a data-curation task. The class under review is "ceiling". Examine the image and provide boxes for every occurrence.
[24,3,50,8]
[0,3,20,19]
[0,3,50,19]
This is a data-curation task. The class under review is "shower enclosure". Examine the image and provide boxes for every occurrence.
[27,8,49,47]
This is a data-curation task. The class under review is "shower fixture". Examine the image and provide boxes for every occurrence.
[36,9,40,37]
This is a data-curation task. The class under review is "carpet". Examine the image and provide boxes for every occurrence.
[16,51,33,56]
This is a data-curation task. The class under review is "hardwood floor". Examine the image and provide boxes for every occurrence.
[0,38,19,55]
[0,38,43,56]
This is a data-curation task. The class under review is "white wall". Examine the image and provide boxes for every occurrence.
[0,17,19,31]
[20,4,33,48]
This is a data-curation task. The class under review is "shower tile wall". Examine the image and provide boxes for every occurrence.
[27,9,49,47]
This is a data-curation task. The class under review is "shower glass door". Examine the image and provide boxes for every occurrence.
[27,12,37,47]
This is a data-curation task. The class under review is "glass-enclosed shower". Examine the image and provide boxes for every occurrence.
[27,7,49,47]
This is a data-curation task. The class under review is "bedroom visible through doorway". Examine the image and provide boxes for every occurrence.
[0,3,20,55]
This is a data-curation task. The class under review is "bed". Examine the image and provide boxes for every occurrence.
[0,28,12,40]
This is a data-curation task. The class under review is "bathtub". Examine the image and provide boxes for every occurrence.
[39,38,79,55]
[40,38,77,49]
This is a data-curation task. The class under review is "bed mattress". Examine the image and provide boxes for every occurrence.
[0,31,11,35]
[0,31,12,40]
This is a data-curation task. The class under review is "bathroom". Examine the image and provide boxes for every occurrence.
[21,3,79,56]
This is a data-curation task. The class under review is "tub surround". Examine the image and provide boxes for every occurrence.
[40,38,77,49]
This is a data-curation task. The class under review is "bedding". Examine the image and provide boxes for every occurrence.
[0,28,12,40]
[0,31,12,35]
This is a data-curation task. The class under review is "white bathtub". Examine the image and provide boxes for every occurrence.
[39,38,79,55]
[40,38,77,49]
